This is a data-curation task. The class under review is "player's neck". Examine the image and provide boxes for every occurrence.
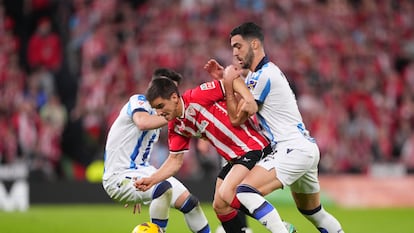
[177,97,185,119]
[251,54,266,72]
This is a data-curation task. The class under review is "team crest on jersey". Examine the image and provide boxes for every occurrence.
[200,81,215,90]
[247,79,258,90]
[186,106,196,116]
[247,79,257,89]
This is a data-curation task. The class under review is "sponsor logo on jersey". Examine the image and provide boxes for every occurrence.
[138,95,146,101]
[200,81,215,90]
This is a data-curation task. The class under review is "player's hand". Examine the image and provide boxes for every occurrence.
[124,203,142,214]
[223,65,242,83]
[232,57,250,78]
[134,177,154,192]
[204,59,224,80]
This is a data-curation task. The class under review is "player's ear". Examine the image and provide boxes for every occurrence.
[251,39,259,50]
[170,92,179,101]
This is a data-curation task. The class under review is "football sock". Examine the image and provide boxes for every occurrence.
[299,205,344,233]
[238,210,248,228]
[150,181,172,231]
[230,195,254,219]
[217,209,247,233]
[237,184,288,233]
[178,194,210,233]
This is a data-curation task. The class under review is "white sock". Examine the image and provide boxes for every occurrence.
[150,187,172,231]
[300,205,344,233]
[183,204,210,232]
[237,184,288,233]
[179,195,210,233]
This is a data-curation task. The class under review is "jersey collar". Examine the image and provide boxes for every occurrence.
[254,56,269,72]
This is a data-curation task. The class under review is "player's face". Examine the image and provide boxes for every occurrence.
[150,93,180,121]
[231,35,254,70]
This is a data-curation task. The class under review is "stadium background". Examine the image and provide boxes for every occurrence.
[0,0,414,219]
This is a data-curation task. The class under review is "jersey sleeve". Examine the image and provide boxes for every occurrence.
[247,72,271,105]
[127,94,151,117]
[190,79,225,105]
[167,121,190,154]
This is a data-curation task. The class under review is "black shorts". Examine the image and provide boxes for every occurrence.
[217,144,272,180]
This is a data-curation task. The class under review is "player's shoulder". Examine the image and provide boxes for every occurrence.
[261,61,281,74]
[258,62,286,83]
[127,94,152,114]
[129,94,147,101]
[129,94,149,105]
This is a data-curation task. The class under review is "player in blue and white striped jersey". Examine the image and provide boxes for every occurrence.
[206,22,344,233]
[102,69,210,233]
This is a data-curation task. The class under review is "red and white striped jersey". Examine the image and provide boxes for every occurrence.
[168,80,269,161]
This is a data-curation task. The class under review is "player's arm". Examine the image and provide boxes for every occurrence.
[133,111,168,130]
[150,152,184,182]
[223,65,258,126]
[134,152,184,191]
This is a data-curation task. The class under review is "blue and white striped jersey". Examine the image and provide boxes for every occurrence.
[102,94,160,180]
[245,57,311,145]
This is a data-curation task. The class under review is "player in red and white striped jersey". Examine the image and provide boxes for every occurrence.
[136,75,272,233]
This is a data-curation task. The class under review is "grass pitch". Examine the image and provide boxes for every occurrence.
[0,203,413,233]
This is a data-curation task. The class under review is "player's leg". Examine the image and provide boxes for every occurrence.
[219,163,252,207]
[237,165,289,233]
[116,167,173,231]
[220,164,258,232]
[213,163,249,233]
[292,192,344,233]
[290,139,344,233]
[220,150,269,214]
[149,180,173,232]
[103,170,173,232]
[214,177,248,233]
[168,177,210,233]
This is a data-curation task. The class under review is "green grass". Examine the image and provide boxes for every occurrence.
[1,203,413,233]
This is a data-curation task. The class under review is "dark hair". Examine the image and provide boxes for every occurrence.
[146,78,179,103]
[230,22,264,43]
[152,68,182,85]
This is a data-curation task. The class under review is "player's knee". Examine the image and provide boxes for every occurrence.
[236,184,260,195]
[217,185,234,205]
[212,197,225,213]
[152,180,172,199]
[178,194,199,214]
[298,204,322,216]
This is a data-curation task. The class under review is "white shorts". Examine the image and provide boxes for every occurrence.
[257,137,320,194]
[102,165,188,206]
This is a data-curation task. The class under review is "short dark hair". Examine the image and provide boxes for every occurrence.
[152,68,182,85]
[230,22,264,43]
[145,77,179,103]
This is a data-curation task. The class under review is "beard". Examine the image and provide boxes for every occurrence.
[242,47,254,69]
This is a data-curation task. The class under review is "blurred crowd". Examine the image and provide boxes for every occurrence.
[0,0,414,181]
